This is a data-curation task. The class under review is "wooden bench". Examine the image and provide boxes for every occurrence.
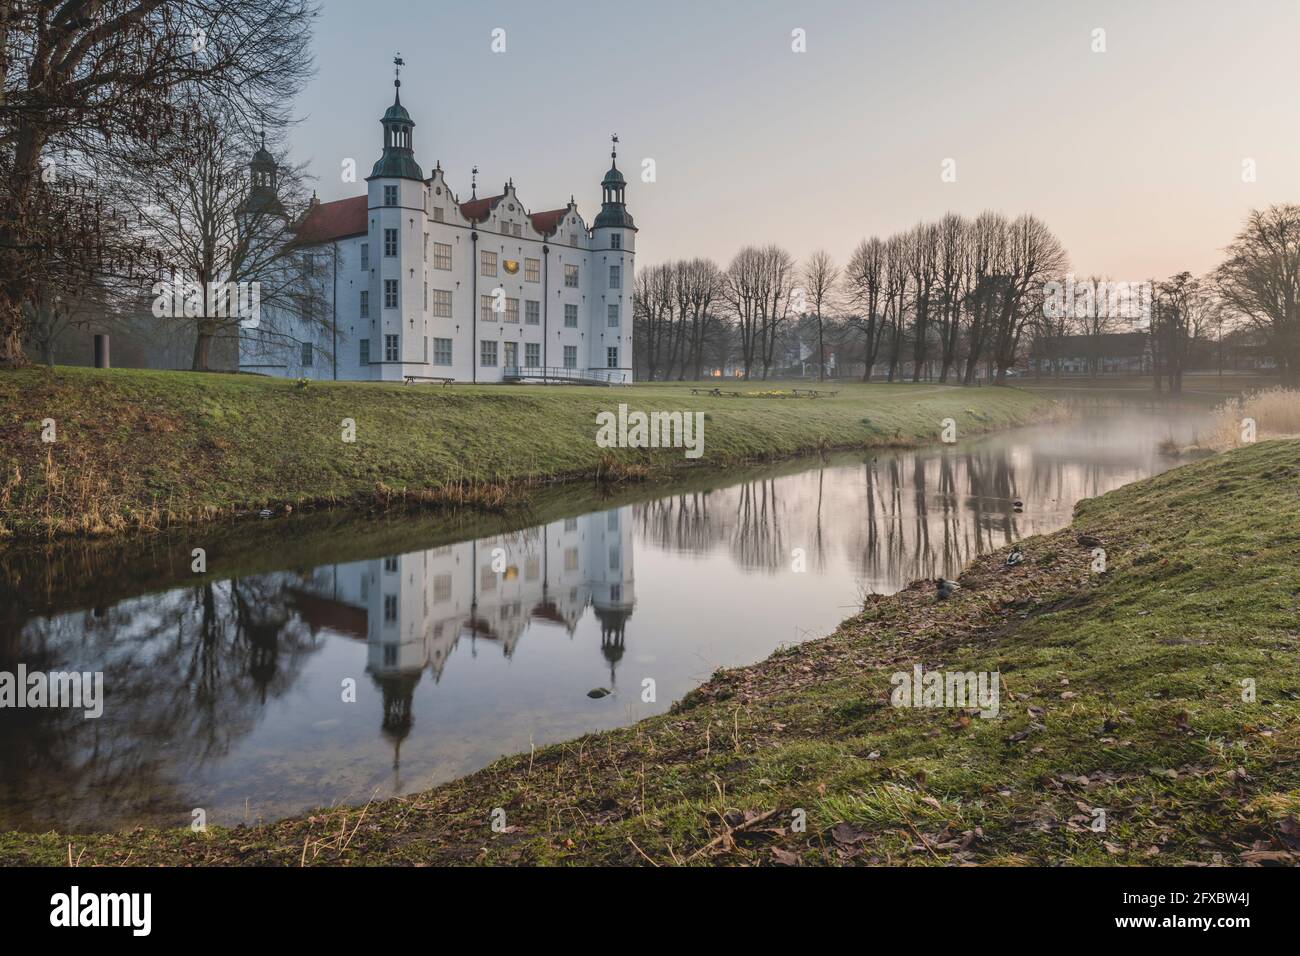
[691,387,723,397]
[403,376,455,387]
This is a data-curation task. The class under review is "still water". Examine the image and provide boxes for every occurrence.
[0,407,1208,832]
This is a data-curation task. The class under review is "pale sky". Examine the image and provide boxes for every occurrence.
[291,0,1300,281]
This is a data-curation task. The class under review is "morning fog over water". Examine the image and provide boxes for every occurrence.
[0,408,1207,832]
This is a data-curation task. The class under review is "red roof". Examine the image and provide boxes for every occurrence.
[293,192,572,242]
[294,195,367,245]
[459,193,504,223]
[529,208,568,236]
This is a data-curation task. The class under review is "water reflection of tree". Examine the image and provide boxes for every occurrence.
[0,574,323,831]
[632,437,1131,592]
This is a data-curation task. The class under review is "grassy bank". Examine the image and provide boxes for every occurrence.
[0,366,1052,540]
[3,439,1297,866]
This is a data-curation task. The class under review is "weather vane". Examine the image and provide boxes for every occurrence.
[611,133,619,161]
[394,53,404,87]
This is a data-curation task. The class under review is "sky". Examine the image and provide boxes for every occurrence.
[290,0,1300,280]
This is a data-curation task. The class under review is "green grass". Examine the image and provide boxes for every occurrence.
[3,438,1297,866]
[0,366,1052,539]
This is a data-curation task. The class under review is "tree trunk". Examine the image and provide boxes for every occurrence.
[0,293,29,368]
[192,319,218,371]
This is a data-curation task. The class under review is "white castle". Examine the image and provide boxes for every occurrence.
[238,64,636,384]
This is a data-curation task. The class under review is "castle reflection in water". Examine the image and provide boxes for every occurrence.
[288,507,635,748]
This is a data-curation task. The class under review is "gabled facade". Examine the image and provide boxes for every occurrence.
[239,73,636,383]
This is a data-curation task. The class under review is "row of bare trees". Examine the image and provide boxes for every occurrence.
[841,213,1069,384]
[634,212,1069,384]
[635,203,1300,388]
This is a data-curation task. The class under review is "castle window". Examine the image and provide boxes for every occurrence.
[433,242,452,271]
[525,342,540,367]
[611,233,621,249]
[384,334,399,362]
[505,298,519,324]
[607,347,619,368]
[433,206,444,222]
[564,303,578,328]
[569,232,578,245]
[384,228,397,257]
[360,339,370,365]
[564,264,579,288]
[525,258,540,282]
[384,185,398,207]
[360,243,369,270]
[480,340,498,367]
[384,279,398,309]
[513,223,522,237]
[384,594,398,622]
[607,303,619,327]
[481,250,498,277]
[563,345,577,369]
[360,290,369,318]
[609,265,621,289]
[431,289,452,318]
[525,300,540,325]
[433,337,453,365]
[300,342,313,367]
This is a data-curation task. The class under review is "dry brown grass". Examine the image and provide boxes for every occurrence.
[1205,387,1300,450]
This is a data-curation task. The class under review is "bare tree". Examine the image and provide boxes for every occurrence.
[1153,271,1218,393]
[799,249,839,381]
[0,0,318,367]
[676,257,723,381]
[633,263,673,380]
[1074,275,1118,377]
[960,212,1007,384]
[988,214,1068,384]
[844,237,889,381]
[1214,204,1300,385]
[882,233,910,382]
[723,245,795,379]
[756,244,796,379]
[723,246,763,379]
[933,213,967,382]
[906,222,939,381]
[118,106,331,370]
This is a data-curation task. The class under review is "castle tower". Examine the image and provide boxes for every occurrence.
[588,135,635,379]
[365,56,427,382]
[586,505,636,685]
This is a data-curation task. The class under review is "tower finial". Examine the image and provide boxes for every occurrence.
[611,133,619,166]
[393,54,404,103]
[471,164,478,199]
